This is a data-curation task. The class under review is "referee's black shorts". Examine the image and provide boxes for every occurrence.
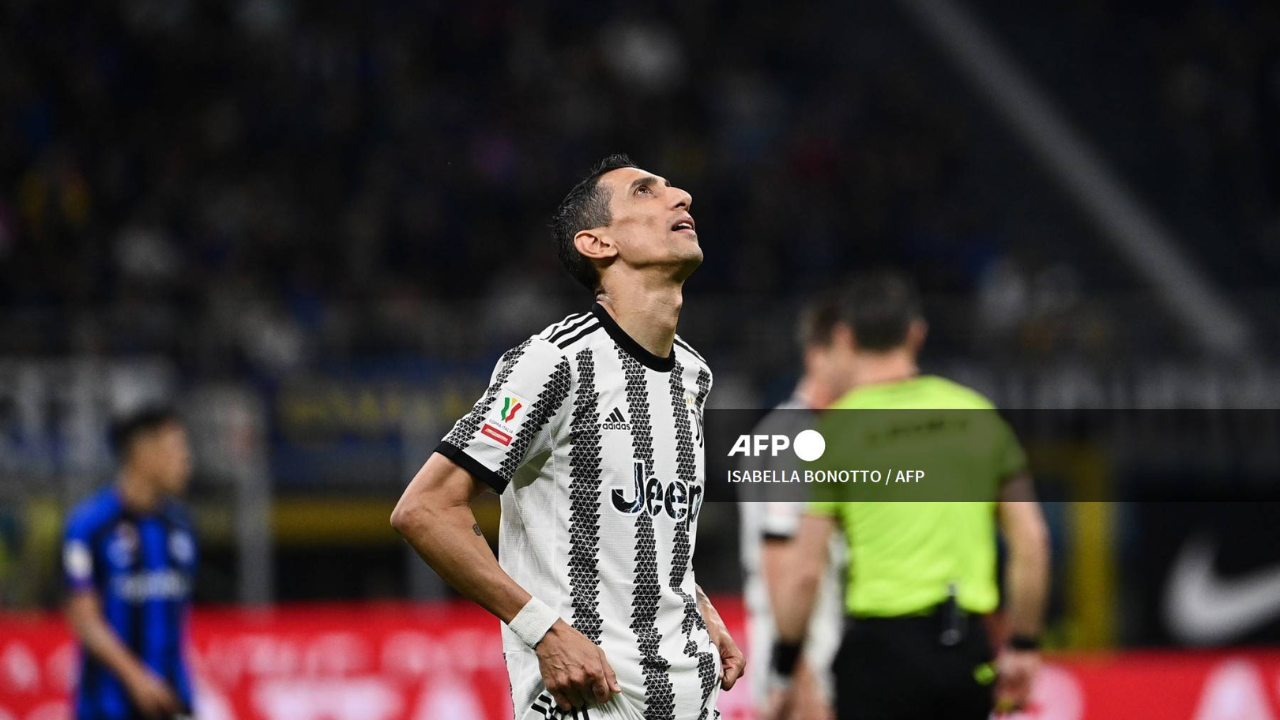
[833,610,995,720]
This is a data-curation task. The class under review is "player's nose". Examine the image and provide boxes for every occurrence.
[669,185,692,210]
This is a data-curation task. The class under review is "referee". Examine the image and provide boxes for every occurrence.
[766,273,1050,720]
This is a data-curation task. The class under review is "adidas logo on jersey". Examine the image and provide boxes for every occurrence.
[601,407,630,431]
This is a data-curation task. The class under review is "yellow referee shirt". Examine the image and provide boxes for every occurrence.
[808,375,1026,617]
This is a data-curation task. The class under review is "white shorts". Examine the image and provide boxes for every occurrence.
[516,689,722,720]
[507,647,722,720]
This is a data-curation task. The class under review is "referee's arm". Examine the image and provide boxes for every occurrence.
[995,474,1051,710]
[997,474,1050,640]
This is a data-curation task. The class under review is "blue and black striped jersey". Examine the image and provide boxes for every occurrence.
[63,486,196,720]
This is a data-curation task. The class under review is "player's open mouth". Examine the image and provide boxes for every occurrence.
[672,217,696,235]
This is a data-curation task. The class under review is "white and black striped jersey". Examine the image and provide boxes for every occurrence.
[436,303,721,720]
[737,396,845,706]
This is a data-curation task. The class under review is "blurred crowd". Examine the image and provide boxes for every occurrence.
[975,0,1280,302]
[2,0,1277,381]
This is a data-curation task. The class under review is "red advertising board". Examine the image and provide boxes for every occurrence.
[2,599,1280,720]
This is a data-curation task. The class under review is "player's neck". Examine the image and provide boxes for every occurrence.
[852,351,919,387]
[117,470,163,514]
[594,283,683,359]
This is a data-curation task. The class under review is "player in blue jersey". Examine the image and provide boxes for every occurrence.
[63,407,196,720]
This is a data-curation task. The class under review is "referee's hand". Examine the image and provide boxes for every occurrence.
[995,648,1040,714]
[535,620,621,711]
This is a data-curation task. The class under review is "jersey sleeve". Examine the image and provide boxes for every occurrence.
[996,416,1029,481]
[62,513,98,594]
[435,337,572,493]
[738,407,810,536]
[759,502,805,539]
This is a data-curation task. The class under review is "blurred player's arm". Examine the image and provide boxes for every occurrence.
[391,452,619,709]
[773,514,833,646]
[66,591,180,718]
[762,529,832,720]
[756,504,804,639]
[762,514,833,720]
[696,583,744,690]
[995,474,1051,712]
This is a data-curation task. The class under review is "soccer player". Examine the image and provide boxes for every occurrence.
[391,154,743,720]
[739,295,851,720]
[768,273,1050,720]
[63,407,196,720]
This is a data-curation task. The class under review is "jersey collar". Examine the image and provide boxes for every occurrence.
[591,303,676,373]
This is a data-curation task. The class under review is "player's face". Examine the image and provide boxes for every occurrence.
[596,167,702,278]
[142,423,192,496]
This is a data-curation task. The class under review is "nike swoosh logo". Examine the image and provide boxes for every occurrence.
[1164,533,1280,645]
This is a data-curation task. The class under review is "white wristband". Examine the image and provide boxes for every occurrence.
[509,597,560,649]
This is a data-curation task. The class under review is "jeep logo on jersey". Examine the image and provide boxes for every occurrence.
[611,461,704,522]
[728,429,826,461]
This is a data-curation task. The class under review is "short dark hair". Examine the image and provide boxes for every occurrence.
[110,405,181,459]
[837,271,923,351]
[796,293,843,351]
[551,153,637,291]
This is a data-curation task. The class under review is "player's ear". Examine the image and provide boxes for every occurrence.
[907,319,928,352]
[831,322,855,353]
[802,343,824,377]
[573,230,618,262]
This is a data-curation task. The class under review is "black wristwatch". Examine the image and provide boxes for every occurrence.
[1007,634,1042,651]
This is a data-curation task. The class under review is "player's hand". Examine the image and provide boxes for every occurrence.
[705,615,745,690]
[535,620,621,711]
[761,662,831,720]
[761,683,796,720]
[791,661,834,720]
[995,648,1040,714]
[123,668,181,719]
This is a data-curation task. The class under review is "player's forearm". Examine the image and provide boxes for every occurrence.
[696,584,725,629]
[773,515,831,644]
[773,558,822,643]
[67,596,151,684]
[760,542,798,634]
[392,497,530,623]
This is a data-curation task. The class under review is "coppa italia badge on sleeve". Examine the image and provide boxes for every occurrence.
[480,391,527,447]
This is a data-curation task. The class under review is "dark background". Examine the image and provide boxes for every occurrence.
[3,0,1280,651]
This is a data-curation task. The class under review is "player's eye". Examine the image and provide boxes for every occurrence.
[636,185,652,195]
